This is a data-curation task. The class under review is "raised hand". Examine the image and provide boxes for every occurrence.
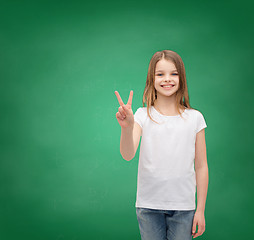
[115,90,134,129]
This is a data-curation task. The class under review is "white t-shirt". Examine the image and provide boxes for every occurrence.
[134,106,207,210]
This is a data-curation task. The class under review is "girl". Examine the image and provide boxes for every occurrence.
[115,50,208,240]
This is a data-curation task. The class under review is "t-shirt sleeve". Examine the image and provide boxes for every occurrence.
[196,111,207,134]
[134,107,144,129]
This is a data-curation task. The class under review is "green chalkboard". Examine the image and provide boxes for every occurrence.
[0,0,253,239]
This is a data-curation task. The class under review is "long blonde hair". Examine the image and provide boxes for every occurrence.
[141,50,195,124]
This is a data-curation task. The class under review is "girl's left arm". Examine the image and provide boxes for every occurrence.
[192,128,208,238]
[194,128,209,213]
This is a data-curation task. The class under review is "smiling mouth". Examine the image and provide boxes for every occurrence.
[161,85,175,88]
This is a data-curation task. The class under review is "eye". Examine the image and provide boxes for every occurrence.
[156,73,178,76]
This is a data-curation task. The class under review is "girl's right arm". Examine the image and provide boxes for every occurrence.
[120,125,134,161]
[120,122,142,161]
[115,90,142,161]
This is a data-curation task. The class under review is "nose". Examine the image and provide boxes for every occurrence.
[164,74,171,81]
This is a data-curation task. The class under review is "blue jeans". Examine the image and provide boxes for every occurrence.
[136,207,195,240]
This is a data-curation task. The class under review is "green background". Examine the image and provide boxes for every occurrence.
[1,0,253,239]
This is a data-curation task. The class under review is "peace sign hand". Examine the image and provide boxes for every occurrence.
[115,90,134,129]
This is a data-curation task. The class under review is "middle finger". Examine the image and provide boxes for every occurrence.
[115,91,124,106]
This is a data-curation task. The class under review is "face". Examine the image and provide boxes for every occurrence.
[154,59,179,98]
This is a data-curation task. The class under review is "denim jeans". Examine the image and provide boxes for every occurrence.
[136,207,195,240]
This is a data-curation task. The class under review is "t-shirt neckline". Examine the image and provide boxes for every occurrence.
[152,106,186,118]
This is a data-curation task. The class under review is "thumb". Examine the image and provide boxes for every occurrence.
[122,104,130,113]
[192,221,196,234]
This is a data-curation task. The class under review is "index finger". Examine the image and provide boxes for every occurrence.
[127,90,133,106]
[114,91,124,106]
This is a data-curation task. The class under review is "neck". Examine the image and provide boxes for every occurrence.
[153,96,183,115]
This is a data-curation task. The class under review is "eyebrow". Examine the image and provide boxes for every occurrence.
[155,70,178,73]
